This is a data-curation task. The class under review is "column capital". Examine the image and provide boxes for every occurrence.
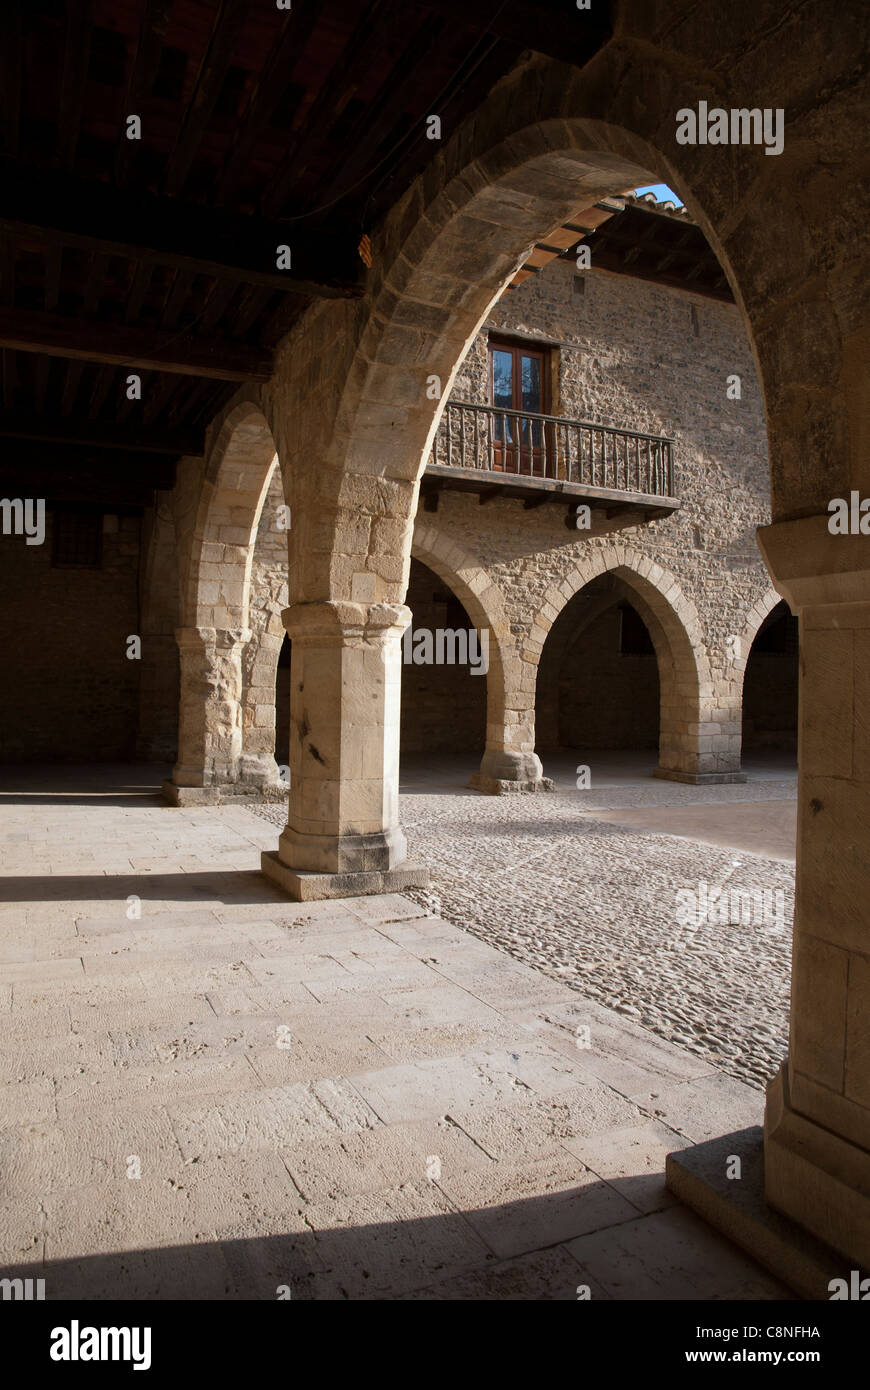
[757,515,870,609]
[280,600,410,641]
[174,625,253,650]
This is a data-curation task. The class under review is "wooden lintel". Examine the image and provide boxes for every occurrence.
[0,308,273,381]
[0,411,204,456]
[0,160,366,299]
[416,0,611,67]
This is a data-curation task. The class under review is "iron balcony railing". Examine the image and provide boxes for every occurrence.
[428,400,675,497]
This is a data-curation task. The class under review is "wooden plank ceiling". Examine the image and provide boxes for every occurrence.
[510,194,734,301]
[5,0,721,508]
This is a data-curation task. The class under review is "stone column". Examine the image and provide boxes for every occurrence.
[162,625,250,805]
[758,516,870,1266]
[261,600,429,899]
[470,643,553,794]
[238,626,284,798]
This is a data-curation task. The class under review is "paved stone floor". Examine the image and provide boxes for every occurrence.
[0,764,791,1299]
[263,754,798,1091]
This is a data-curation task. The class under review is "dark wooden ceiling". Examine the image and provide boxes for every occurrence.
[0,1,656,506]
[576,202,733,301]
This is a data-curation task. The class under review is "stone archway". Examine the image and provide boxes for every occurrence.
[240,463,290,793]
[738,591,799,761]
[164,399,282,803]
[411,523,545,792]
[255,27,870,1268]
[532,546,732,781]
[260,39,863,882]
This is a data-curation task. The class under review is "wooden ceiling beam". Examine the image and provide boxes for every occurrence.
[163,0,250,198]
[0,5,22,159]
[0,307,273,381]
[260,0,398,219]
[57,2,93,170]
[306,12,447,211]
[215,4,321,206]
[0,443,178,482]
[413,0,612,67]
[114,0,174,187]
[0,162,364,298]
[0,410,204,456]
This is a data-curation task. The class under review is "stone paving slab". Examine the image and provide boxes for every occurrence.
[0,776,792,1299]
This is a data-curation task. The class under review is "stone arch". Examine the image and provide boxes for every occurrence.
[256,23,870,1271]
[410,523,542,790]
[533,546,722,781]
[182,399,280,632]
[736,587,798,761]
[166,399,284,799]
[736,587,791,670]
[270,32,866,614]
[239,461,290,788]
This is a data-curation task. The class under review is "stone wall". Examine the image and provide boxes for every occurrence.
[228,246,778,774]
[446,252,771,654]
[409,251,777,771]
[0,508,142,761]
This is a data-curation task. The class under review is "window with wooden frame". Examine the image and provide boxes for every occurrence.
[488,337,552,475]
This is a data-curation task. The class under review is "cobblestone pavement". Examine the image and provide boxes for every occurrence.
[252,782,796,1091]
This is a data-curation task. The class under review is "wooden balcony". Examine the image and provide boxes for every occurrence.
[422,401,680,526]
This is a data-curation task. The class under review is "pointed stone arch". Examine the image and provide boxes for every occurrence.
[249,20,870,1271]
[165,399,284,801]
[533,545,731,781]
[735,586,798,762]
[410,523,544,791]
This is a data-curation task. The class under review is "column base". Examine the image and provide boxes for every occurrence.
[653,767,747,785]
[470,749,555,795]
[162,779,286,806]
[469,774,555,795]
[763,1063,870,1268]
[666,1124,868,1300]
[261,849,429,901]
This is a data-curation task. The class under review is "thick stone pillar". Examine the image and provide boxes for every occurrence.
[238,626,285,798]
[162,625,250,805]
[654,692,746,786]
[758,517,870,1265]
[470,645,553,794]
[472,748,553,794]
[261,600,428,899]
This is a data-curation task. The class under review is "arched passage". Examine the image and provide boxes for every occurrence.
[410,523,544,792]
[533,548,726,782]
[164,400,283,802]
[741,599,799,766]
[400,557,487,777]
[537,574,661,770]
[257,35,870,1272]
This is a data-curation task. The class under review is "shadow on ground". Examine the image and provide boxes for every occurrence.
[0,1175,791,1301]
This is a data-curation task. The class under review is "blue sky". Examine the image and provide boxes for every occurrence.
[633,183,684,206]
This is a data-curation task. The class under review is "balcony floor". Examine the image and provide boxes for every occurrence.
[421,462,679,520]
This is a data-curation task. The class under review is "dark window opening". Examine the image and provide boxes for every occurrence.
[618,603,655,656]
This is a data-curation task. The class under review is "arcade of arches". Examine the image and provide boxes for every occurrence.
[2,3,870,1294]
